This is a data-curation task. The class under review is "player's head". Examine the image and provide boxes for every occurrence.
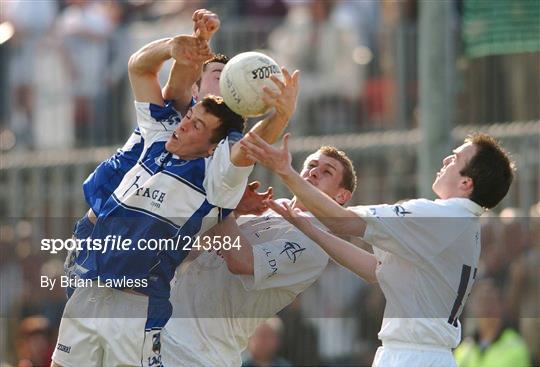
[299,146,357,206]
[193,54,229,100]
[165,95,245,159]
[432,133,514,209]
[247,318,283,363]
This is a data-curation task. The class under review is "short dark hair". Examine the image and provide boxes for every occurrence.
[201,95,245,144]
[460,133,515,209]
[196,54,229,88]
[316,146,357,193]
[204,54,229,70]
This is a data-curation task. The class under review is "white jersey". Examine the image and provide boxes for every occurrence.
[350,198,483,348]
[161,200,329,367]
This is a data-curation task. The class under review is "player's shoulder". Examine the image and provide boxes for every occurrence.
[432,198,483,217]
[395,198,451,217]
[134,99,181,124]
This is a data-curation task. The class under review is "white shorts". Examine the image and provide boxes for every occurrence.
[52,286,163,367]
[373,342,456,367]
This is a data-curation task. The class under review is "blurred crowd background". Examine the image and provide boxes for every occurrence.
[0,0,539,366]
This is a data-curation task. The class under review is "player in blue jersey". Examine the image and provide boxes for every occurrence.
[64,10,226,297]
[52,12,301,367]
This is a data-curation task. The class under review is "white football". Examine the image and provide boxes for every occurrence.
[219,51,284,117]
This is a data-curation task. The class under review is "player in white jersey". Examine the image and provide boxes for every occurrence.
[160,146,358,367]
[241,132,515,367]
[52,13,301,367]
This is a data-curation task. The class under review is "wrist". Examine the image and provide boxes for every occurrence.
[277,164,295,180]
[300,220,316,237]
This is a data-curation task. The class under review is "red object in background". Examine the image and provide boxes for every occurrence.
[363,77,395,122]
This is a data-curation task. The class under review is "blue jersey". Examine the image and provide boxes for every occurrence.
[74,101,252,328]
[82,100,180,216]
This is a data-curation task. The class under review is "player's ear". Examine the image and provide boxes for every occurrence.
[335,188,352,205]
[206,143,218,157]
[460,176,474,196]
[192,83,199,101]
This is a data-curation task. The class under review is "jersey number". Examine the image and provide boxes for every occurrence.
[448,264,477,326]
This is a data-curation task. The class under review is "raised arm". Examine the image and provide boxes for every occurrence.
[267,200,377,283]
[163,9,221,113]
[128,35,211,108]
[240,133,366,236]
[230,68,300,167]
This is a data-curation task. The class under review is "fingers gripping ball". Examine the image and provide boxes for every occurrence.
[219,52,284,117]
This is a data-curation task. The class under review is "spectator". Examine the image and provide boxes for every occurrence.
[300,261,364,363]
[55,0,119,146]
[278,297,320,366]
[477,212,505,283]
[3,0,57,149]
[500,207,527,265]
[354,284,385,365]
[242,0,288,18]
[15,316,54,367]
[0,227,23,364]
[454,278,531,367]
[269,0,364,135]
[243,318,292,367]
[507,202,540,365]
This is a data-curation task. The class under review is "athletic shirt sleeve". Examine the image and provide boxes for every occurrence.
[134,100,181,144]
[203,131,253,209]
[349,199,470,264]
[239,226,329,291]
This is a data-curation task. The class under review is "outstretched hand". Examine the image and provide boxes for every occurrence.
[263,68,300,122]
[240,132,294,176]
[235,181,273,216]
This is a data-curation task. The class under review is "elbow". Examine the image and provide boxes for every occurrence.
[365,266,378,284]
[355,267,378,284]
[226,259,253,275]
[128,52,146,76]
[128,53,138,74]
[358,272,378,285]
[366,275,378,285]
[226,260,242,274]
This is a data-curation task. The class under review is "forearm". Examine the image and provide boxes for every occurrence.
[128,38,172,77]
[165,9,220,112]
[128,38,172,104]
[250,112,289,145]
[301,222,377,283]
[231,113,289,166]
[281,169,366,236]
[162,59,202,114]
[213,216,254,275]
